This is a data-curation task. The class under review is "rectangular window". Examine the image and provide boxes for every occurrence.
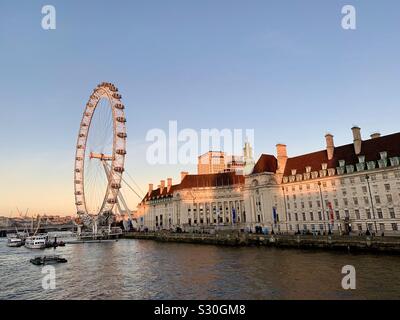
[353,197,359,206]
[387,194,393,203]
[295,213,298,221]
[362,186,368,193]
[343,198,348,206]
[392,223,398,231]
[357,224,362,231]
[302,213,306,221]
[364,196,369,205]
[310,212,314,221]
[334,199,339,207]
[335,210,340,220]
[379,223,385,231]
[389,208,396,219]
[308,201,313,208]
[377,208,383,219]
[374,195,381,204]
[385,184,391,192]
[366,209,371,219]
[318,211,322,220]
[355,209,360,220]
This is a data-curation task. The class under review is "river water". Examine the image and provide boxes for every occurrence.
[0,238,399,300]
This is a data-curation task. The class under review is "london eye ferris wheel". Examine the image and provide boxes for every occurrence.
[73,82,127,230]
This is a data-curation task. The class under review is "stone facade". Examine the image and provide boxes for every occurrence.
[137,128,400,235]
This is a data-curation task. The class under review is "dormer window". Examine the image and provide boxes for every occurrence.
[328,168,336,176]
[389,157,400,166]
[311,171,319,179]
[380,151,387,159]
[336,166,345,175]
[296,174,303,182]
[303,172,311,180]
[283,176,289,183]
[358,155,365,163]
[321,163,328,170]
[356,162,365,172]
[305,166,312,173]
[346,165,354,174]
[338,160,345,167]
[378,158,387,168]
[291,169,297,176]
[367,161,376,170]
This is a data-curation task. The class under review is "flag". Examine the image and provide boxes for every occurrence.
[328,202,334,225]
[273,207,277,225]
[232,208,236,224]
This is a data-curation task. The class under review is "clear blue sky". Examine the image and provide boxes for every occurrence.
[1,0,400,215]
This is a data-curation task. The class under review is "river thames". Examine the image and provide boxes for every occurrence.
[1,238,399,300]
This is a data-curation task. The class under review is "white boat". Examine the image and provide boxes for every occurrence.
[7,234,24,247]
[25,234,48,249]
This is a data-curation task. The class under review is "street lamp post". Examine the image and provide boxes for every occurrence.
[365,174,378,233]
[282,186,289,234]
[318,181,330,234]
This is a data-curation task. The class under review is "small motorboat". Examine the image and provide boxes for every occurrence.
[30,255,68,265]
[7,234,24,247]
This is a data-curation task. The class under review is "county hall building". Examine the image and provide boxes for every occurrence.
[136,127,400,236]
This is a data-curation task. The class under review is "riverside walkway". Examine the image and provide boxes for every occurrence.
[124,231,400,253]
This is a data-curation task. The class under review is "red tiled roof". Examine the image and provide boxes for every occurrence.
[252,154,278,174]
[178,171,244,189]
[142,171,244,202]
[283,132,400,176]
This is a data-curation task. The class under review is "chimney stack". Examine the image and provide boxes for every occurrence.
[160,180,165,194]
[370,132,381,139]
[148,184,153,196]
[325,133,335,160]
[181,171,189,182]
[276,144,288,174]
[351,126,362,155]
[167,178,172,192]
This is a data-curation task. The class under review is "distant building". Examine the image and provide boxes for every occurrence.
[197,151,226,175]
[197,142,255,175]
[137,127,400,235]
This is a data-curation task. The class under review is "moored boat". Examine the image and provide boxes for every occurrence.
[7,234,24,247]
[30,255,68,265]
[25,234,48,249]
